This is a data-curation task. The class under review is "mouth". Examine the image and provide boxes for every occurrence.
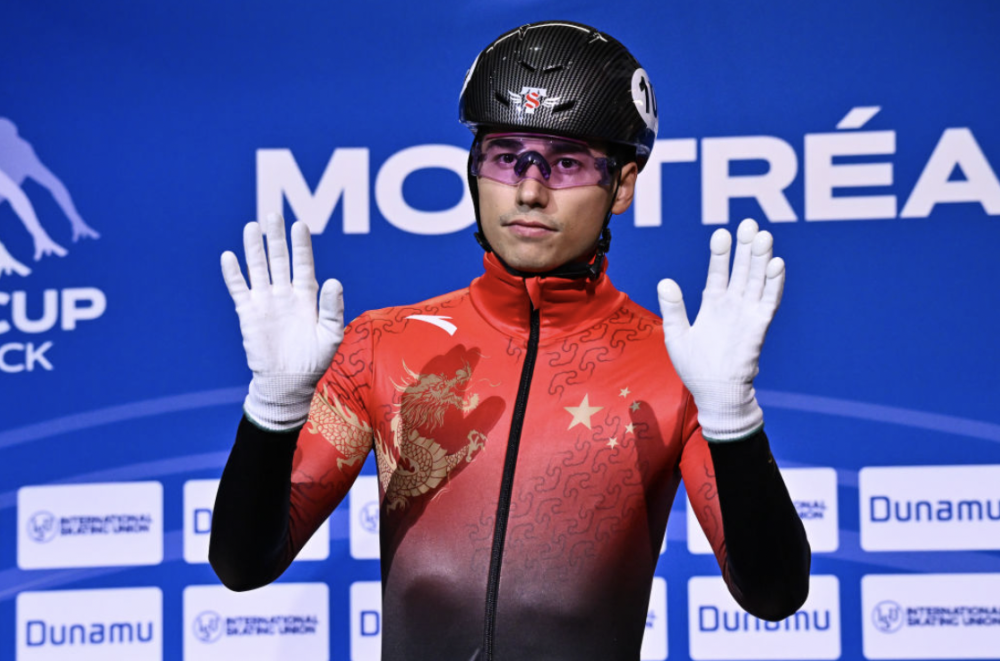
[504,218,556,238]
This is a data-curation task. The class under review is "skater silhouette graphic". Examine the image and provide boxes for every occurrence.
[0,117,98,278]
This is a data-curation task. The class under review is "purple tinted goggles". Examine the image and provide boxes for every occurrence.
[471,133,616,189]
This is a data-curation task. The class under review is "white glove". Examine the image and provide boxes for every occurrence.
[221,212,344,431]
[657,218,785,441]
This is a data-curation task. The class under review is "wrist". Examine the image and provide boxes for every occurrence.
[685,380,764,442]
[244,372,321,432]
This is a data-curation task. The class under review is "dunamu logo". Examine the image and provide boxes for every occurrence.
[869,496,1000,523]
[0,118,98,280]
[698,607,832,633]
[25,619,155,647]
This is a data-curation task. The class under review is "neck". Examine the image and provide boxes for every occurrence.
[468,252,626,344]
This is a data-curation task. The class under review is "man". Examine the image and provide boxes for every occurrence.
[210,21,810,661]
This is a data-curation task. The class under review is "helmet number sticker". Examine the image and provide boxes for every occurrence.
[631,68,658,133]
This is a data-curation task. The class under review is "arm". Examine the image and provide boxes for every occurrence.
[28,162,86,227]
[210,316,375,591]
[662,218,810,617]
[706,429,810,620]
[209,417,299,591]
[208,212,354,590]
[680,409,809,619]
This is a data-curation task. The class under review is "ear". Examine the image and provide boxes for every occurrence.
[610,161,639,215]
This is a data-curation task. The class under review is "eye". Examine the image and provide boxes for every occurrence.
[555,157,582,171]
[492,152,518,167]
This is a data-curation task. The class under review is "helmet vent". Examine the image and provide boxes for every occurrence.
[542,64,564,74]
[493,91,511,106]
[517,59,537,72]
[551,100,576,113]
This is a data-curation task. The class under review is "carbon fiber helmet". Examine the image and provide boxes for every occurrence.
[459,21,658,170]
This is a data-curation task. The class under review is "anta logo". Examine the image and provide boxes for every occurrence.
[405,315,457,335]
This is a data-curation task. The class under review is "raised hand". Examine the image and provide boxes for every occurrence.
[222,212,344,431]
[656,218,785,441]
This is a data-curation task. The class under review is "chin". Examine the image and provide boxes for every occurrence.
[500,252,560,273]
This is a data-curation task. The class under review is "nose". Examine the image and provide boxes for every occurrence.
[515,176,550,209]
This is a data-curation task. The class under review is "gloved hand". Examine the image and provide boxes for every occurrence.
[221,212,344,431]
[657,218,785,441]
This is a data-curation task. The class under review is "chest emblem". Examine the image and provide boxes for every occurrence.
[376,362,489,511]
[564,393,604,430]
[404,315,457,336]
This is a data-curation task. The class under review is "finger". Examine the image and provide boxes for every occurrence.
[704,229,732,295]
[318,278,345,341]
[657,278,691,341]
[761,257,786,314]
[264,212,291,288]
[746,230,773,301]
[290,221,318,291]
[728,218,758,296]
[243,222,270,289]
[220,251,250,306]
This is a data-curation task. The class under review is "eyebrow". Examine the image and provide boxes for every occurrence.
[484,138,590,155]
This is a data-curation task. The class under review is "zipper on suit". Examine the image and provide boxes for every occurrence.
[482,303,541,659]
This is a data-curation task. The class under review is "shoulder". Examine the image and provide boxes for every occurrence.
[344,286,473,341]
[608,294,665,339]
[362,286,472,322]
[622,296,663,325]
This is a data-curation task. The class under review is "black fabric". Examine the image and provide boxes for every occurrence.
[708,429,812,620]
[208,416,300,591]
[211,417,810,623]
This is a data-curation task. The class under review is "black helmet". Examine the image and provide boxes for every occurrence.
[459,21,658,171]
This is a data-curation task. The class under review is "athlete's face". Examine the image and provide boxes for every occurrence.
[475,133,638,272]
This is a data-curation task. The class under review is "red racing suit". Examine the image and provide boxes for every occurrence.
[210,253,810,661]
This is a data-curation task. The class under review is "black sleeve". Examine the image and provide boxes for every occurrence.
[709,428,812,621]
[208,415,300,592]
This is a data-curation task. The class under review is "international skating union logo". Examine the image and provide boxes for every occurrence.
[193,611,224,643]
[0,117,98,280]
[872,600,904,633]
[360,501,380,534]
[26,511,58,543]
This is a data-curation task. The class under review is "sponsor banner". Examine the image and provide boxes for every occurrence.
[184,583,329,660]
[16,587,162,660]
[688,575,841,660]
[860,465,1000,551]
[350,581,382,661]
[350,475,380,560]
[183,479,329,563]
[862,573,1000,659]
[18,482,162,569]
[687,467,839,554]
[641,577,668,660]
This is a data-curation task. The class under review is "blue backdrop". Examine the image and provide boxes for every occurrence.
[2,1,999,659]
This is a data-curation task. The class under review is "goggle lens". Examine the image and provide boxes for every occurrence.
[472,134,614,189]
